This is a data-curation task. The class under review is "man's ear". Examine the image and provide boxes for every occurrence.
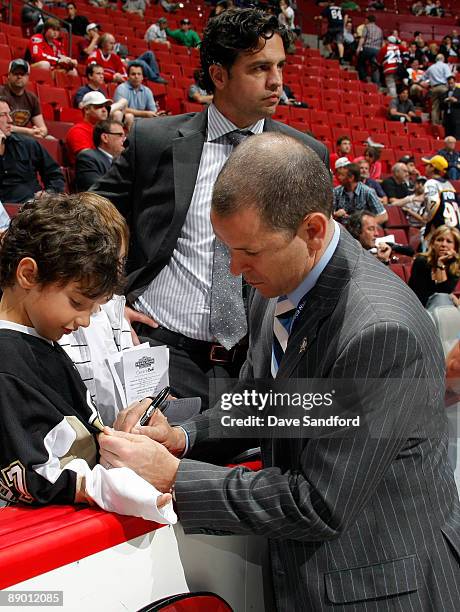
[208,63,228,92]
[297,213,329,252]
[16,257,39,290]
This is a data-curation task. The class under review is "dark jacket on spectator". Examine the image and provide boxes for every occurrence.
[75,148,112,192]
[0,134,64,203]
[408,255,459,307]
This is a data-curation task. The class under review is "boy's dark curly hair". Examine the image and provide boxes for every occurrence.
[199,8,293,93]
[0,192,128,299]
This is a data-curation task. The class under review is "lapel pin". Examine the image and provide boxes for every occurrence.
[299,337,308,353]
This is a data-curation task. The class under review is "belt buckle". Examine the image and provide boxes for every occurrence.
[209,344,233,364]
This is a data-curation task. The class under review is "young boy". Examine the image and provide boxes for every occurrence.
[0,193,175,523]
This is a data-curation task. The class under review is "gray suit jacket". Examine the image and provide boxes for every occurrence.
[176,229,460,610]
[91,109,329,300]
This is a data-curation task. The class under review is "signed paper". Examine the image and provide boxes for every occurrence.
[123,345,169,404]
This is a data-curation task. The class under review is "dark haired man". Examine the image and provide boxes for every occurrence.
[64,3,89,37]
[28,18,77,75]
[0,59,48,139]
[333,162,387,224]
[356,14,383,83]
[113,63,162,130]
[73,63,127,123]
[0,97,64,203]
[75,119,125,191]
[100,133,460,611]
[92,8,328,410]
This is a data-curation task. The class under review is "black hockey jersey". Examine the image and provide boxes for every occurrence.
[0,329,103,505]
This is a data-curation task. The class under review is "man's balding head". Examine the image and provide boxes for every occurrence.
[212,132,332,233]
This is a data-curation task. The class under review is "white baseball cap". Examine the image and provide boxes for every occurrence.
[335,157,351,170]
[80,91,113,108]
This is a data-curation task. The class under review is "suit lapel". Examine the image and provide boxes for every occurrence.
[276,229,361,379]
[172,110,208,224]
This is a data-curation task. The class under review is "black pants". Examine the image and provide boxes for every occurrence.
[135,323,247,412]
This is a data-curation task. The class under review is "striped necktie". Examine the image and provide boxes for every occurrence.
[271,296,296,378]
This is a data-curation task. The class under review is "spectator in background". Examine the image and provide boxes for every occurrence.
[76,23,100,63]
[411,1,425,16]
[377,35,406,98]
[278,0,296,32]
[404,42,427,67]
[343,16,358,63]
[348,210,392,264]
[438,135,460,180]
[160,0,182,13]
[166,19,201,48]
[188,69,213,105]
[364,145,382,180]
[0,97,64,203]
[21,0,44,35]
[439,36,458,61]
[388,87,421,123]
[28,18,78,75]
[356,14,383,84]
[333,162,388,224]
[64,3,89,37]
[442,75,460,139]
[359,159,388,205]
[122,0,146,18]
[409,225,460,307]
[382,162,419,207]
[330,134,352,172]
[406,58,426,103]
[429,0,445,17]
[73,64,127,123]
[422,53,452,124]
[75,119,125,191]
[145,17,171,48]
[66,91,111,164]
[402,175,428,227]
[114,63,163,130]
[87,33,127,84]
[315,2,345,64]
[398,154,421,186]
[422,155,459,239]
[0,60,48,139]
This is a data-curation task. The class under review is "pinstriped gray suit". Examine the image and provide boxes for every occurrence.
[175,228,460,610]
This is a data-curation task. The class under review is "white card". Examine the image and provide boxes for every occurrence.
[123,345,169,404]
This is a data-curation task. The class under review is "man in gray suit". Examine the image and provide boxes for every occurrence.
[101,133,460,611]
[92,8,328,409]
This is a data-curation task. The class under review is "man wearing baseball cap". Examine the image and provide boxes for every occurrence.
[0,59,48,138]
[144,17,170,48]
[66,91,113,164]
[166,18,201,47]
[76,22,100,63]
[422,154,459,238]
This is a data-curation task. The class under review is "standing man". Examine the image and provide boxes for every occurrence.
[356,14,383,83]
[92,9,328,409]
[315,1,345,64]
[100,133,460,611]
[442,75,460,139]
[421,154,459,238]
[75,119,125,191]
[422,54,453,125]
[0,59,48,139]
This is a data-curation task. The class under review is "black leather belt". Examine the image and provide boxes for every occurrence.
[154,326,243,364]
